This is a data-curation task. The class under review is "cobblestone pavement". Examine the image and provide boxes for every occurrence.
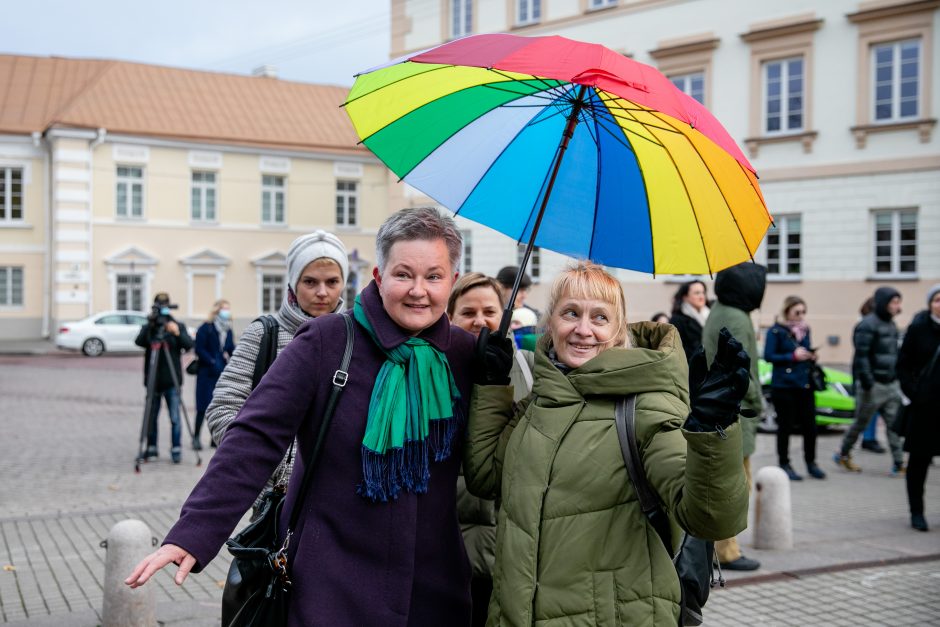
[0,353,938,625]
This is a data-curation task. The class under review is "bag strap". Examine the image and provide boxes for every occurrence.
[615,395,674,555]
[250,315,280,391]
[286,313,354,533]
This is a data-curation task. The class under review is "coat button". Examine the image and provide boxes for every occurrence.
[786,368,792,374]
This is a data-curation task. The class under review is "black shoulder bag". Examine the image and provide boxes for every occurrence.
[221,313,354,627]
[615,396,719,627]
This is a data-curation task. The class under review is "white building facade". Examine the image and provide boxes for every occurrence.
[390,0,939,362]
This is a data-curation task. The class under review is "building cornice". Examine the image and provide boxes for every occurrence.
[757,155,940,182]
[847,0,940,24]
[740,16,824,43]
[649,36,720,59]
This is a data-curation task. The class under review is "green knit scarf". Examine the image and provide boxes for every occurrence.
[353,295,461,502]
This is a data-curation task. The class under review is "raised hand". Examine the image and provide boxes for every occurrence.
[474,327,514,386]
[688,327,751,429]
[125,544,196,588]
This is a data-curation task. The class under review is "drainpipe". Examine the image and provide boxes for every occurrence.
[87,128,105,316]
[35,131,52,338]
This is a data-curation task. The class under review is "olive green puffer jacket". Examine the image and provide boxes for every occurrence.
[464,322,749,626]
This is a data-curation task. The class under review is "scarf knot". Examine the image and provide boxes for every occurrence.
[353,296,461,502]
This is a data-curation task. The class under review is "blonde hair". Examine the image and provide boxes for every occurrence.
[447,272,504,317]
[208,299,230,322]
[546,261,630,349]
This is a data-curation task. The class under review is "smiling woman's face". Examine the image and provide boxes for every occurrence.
[374,238,456,335]
[452,285,502,338]
[549,295,617,369]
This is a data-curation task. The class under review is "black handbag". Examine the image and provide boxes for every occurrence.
[220,313,354,627]
[809,363,827,392]
[615,396,718,627]
[186,358,200,375]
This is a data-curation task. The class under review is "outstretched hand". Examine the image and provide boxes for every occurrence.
[125,544,196,588]
[474,327,514,386]
[688,327,752,429]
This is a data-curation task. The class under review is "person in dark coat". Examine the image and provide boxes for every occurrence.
[126,208,475,626]
[669,279,709,360]
[764,296,825,481]
[897,284,940,532]
[135,292,194,463]
[191,299,235,450]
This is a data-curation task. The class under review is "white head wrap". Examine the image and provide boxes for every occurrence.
[286,230,348,293]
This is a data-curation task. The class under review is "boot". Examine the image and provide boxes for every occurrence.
[806,463,826,479]
[780,463,803,481]
[833,452,861,472]
[911,514,928,532]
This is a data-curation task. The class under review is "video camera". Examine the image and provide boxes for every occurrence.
[149,301,179,328]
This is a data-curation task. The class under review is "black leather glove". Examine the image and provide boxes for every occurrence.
[474,327,514,386]
[687,327,752,430]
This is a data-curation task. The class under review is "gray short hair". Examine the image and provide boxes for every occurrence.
[375,207,463,273]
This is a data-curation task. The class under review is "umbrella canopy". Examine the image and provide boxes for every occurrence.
[345,34,771,278]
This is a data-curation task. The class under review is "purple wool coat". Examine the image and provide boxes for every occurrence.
[164,281,475,626]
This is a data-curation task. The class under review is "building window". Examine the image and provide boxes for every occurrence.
[670,71,705,105]
[116,166,144,218]
[517,244,540,282]
[460,230,472,273]
[261,273,285,314]
[588,0,617,9]
[335,180,358,226]
[261,175,286,225]
[764,57,803,133]
[517,0,540,25]
[874,210,917,276]
[0,266,24,306]
[344,271,359,308]
[115,273,143,311]
[452,0,472,38]
[191,171,217,222]
[766,215,801,277]
[0,167,24,223]
[872,39,920,122]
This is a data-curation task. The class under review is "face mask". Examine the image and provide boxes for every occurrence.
[218,309,231,321]
[160,307,171,316]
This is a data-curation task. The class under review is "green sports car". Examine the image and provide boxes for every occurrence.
[758,360,856,431]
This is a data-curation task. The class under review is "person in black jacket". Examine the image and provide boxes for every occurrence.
[897,284,940,531]
[835,287,904,474]
[669,279,709,361]
[764,296,825,481]
[135,292,194,463]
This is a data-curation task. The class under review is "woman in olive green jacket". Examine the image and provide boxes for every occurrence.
[465,263,751,626]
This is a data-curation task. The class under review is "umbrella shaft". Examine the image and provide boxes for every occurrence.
[499,85,588,337]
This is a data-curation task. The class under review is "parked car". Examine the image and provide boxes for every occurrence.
[56,310,149,356]
[758,359,855,432]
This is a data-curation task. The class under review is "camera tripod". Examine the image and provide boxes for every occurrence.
[134,324,201,472]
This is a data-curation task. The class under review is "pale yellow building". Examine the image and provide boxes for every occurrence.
[0,55,388,339]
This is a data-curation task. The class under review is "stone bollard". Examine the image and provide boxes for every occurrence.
[101,519,157,627]
[752,466,793,550]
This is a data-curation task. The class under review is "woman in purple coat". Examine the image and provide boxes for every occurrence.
[127,207,476,626]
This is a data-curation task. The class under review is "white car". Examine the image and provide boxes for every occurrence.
[56,310,150,356]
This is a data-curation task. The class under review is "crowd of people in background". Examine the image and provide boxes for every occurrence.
[128,208,937,625]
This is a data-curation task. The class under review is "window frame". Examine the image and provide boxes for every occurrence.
[586,0,617,10]
[261,174,286,226]
[190,170,218,223]
[517,244,541,282]
[450,0,472,39]
[848,2,936,147]
[115,165,145,219]
[871,208,918,278]
[669,71,706,105]
[515,0,541,26]
[460,229,472,273]
[762,56,805,134]
[649,35,719,111]
[0,266,24,308]
[114,272,144,312]
[335,179,359,227]
[871,38,921,123]
[0,167,25,224]
[261,273,286,314]
[741,16,821,158]
[764,214,803,280]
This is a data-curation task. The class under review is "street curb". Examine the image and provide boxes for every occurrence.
[724,552,940,587]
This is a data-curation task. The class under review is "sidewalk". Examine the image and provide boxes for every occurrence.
[0,354,937,625]
[0,339,58,355]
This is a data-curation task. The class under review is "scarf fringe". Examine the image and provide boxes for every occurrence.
[357,405,462,503]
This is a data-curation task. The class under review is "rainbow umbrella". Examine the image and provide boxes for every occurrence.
[344,33,772,332]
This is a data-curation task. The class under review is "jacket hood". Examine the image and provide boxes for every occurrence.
[873,287,901,321]
[714,263,767,312]
[533,321,690,406]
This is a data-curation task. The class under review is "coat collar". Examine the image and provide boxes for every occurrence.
[359,280,452,352]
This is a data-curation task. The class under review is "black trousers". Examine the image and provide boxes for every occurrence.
[906,452,933,516]
[771,387,817,466]
[471,576,493,627]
